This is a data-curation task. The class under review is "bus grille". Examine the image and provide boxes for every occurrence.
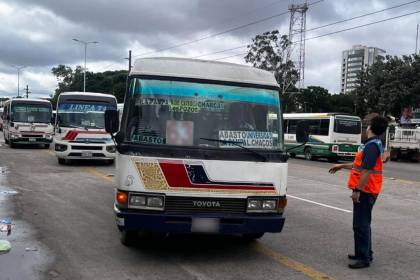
[71,145,103,150]
[164,196,246,215]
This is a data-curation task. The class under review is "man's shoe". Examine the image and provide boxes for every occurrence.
[348,254,358,260]
[348,254,373,261]
[348,260,370,269]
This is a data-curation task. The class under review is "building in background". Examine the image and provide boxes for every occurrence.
[341,45,386,94]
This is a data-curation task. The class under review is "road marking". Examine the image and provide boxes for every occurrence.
[254,243,335,280]
[288,195,352,213]
[84,167,114,182]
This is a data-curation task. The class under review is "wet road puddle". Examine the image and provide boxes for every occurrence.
[0,165,53,279]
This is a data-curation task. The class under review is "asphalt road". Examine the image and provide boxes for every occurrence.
[0,138,419,280]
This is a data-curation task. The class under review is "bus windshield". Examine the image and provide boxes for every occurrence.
[334,117,361,134]
[58,102,116,129]
[12,103,51,123]
[123,78,282,150]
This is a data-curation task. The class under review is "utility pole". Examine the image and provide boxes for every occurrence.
[416,21,419,54]
[286,0,308,90]
[13,66,26,98]
[25,85,31,99]
[128,50,132,72]
[72,38,99,92]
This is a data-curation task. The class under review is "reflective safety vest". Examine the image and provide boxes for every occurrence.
[347,138,384,194]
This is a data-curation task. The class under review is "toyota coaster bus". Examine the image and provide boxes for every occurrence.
[2,98,53,148]
[104,57,307,245]
[54,92,117,164]
[283,113,362,162]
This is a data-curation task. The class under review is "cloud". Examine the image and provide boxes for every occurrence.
[0,0,419,97]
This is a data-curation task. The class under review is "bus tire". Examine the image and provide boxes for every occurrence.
[120,230,137,247]
[328,156,339,163]
[304,147,313,161]
[289,153,296,158]
[58,158,66,165]
[242,233,264,241]
[410,151,420,163]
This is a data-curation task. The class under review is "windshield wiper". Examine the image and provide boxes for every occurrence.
[200,137,267,162]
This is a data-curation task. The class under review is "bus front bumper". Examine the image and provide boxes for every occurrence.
[114,205,285,234]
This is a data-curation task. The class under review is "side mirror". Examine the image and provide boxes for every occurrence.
[296,121,309,143]
[105,109,119,134]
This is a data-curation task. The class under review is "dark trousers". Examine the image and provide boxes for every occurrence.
[353,191,377,262]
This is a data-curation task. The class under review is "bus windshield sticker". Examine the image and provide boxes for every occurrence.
[166,120,194,146]
[58,103,115,113]
[137,97,224,113]
[131,135,166,145]
[219,130,273,148]
[14,106,50,113]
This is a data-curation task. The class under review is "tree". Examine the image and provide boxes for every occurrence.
[245,30,299,112]
[51,65,128,107]
[353,54,420,117]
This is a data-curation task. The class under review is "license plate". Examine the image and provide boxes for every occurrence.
[81,151,92,157]
[191,218,220,233]
[28,138,36,142]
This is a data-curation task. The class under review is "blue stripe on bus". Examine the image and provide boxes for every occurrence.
[135,80,280,106]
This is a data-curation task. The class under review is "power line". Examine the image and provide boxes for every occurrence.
[304,9,420,42]
[216,9,420,62]
[194,0,420,59]
[304,0,420,33]
[132,0,324,58]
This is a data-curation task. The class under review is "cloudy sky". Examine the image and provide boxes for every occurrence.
[0,0,419,98]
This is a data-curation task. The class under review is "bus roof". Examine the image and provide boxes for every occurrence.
[58,92,117,104]
[5,98,51,105]
[283,113,361,120]
[130,57,279,88]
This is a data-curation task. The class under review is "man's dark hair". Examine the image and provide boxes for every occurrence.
[370,116,388,136]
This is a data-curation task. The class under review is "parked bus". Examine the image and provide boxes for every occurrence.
[54,92,117,164]
[283,113,362,162]
[104,57,299,245]
[2,99,53,148]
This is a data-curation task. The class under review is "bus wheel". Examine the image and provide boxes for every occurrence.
[120,230,137,247]
[304,147,313,161]
[289,153,296,158]
[328,156,338,163]
[58,158,66,165]
[242,233,264,241]
[410,152,420,163]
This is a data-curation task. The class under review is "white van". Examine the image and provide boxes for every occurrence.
[54,92,117,164]
[2,99,54,148]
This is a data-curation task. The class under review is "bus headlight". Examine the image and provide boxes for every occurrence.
[262,200,277,210]
[247,198,278,213]
[106,145,116,153]
[55,143,67,152]
[128,193,165,210]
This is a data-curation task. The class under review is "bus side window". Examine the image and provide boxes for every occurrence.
[319,119,330,136]
[288,120,297,134]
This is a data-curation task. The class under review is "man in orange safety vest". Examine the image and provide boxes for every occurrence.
[329,116,388,269]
